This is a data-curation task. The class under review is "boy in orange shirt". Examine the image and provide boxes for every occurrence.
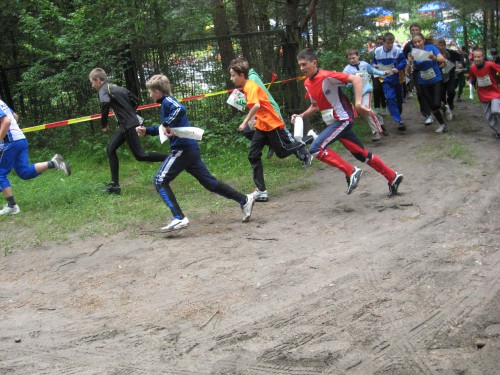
[229,58,312,197]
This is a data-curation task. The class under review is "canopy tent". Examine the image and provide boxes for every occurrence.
[418,2,448,14]
[362,7,393,17]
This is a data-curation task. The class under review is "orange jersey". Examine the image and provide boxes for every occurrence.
[243,79,284,131]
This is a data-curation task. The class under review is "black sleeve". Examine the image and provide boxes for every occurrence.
[98,89,112,128]
[128,91,140,111]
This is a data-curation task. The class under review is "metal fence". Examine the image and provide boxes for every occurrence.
[1,29,305,146]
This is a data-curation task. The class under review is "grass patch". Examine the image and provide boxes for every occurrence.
[0,141,317,249]
[418,134,474,165]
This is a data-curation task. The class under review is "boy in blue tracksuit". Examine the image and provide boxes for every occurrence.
[372,32,407,131]
[136,74,255,232]
[343,47,389,141]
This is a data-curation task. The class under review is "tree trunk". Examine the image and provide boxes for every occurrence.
[211,0,235,85]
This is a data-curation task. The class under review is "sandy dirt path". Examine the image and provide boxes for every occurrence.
[1,98,499,374]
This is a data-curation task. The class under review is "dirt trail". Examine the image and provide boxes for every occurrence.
[1,98,499,374]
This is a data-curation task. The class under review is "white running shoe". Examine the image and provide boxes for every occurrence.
[0,204,20,216]
[424,115,433,125]
[444,105,453,121]
[307,129,318,140]
[435,124,448,133]
[51,154,71,176]
[241,194,255,222]
[347,167,363,195]
[161,217,189,232]
[253,189,268,202]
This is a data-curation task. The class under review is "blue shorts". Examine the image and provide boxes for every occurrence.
[0,139,38,190]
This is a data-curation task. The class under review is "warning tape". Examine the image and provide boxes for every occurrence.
[21,76,303,133]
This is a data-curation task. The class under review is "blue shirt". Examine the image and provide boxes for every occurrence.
[343,61,387,95]
[372,45,406,85]
[412,44,443,85]
[146,96,199,151]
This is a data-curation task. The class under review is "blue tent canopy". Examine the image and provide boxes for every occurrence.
[362,7,392,17]
[418,2,447,13]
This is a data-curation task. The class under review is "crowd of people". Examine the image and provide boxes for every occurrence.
[1,22,498,233]
[360,23,500,139]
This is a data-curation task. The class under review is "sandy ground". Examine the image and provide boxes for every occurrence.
[1,97,499,374]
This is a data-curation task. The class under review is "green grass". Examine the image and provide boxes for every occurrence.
[0,140,318,249]
[418,134,474,165]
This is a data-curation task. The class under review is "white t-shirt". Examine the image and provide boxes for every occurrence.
[0,100,25,141]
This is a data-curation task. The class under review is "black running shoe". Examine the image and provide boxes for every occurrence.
[104,182,121,195]
[388,172,403,197]
[397,121,407,131]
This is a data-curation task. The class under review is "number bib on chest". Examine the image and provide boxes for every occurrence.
[477,75,492,87]
[321,109,335,125]
[420,67,436,81]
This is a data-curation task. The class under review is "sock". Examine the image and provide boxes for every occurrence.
[47,161,55,169]
[317,149,353,176]
[367,154,396,182]
[6,196,16,208]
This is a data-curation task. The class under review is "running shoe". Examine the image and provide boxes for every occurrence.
[51,154,71,176]
[444,105,453,121]
[424,115,433,125]
[388,173,404,197]
[397,121,407,131]
[103,182,121,194]
[0,204,20,216]
[347,167,363,195]
[302,152,313,167]
[241,194,255,222]
[253,189,268,202]
[435,124,448,133]
[372,132,382,142]
[161,217,189,232]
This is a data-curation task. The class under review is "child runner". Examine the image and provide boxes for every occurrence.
[373,32,407,131]
[468,48,500,138]
[343,47,389,141]
[403,23,433,125]
[229,58,312,198]
[231,56,313,202]
[89,68,167,194]
[295,48,403,197]
[407,34,447,133]
[0,99,71,215]
[137,74,255,231]
[436,38,462,120]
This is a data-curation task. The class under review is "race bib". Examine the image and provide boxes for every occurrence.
[321,109,335,125]
[420,67,436,81]
[477,75,492,87]
[377,63,394,72]
[442,60,455,74]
